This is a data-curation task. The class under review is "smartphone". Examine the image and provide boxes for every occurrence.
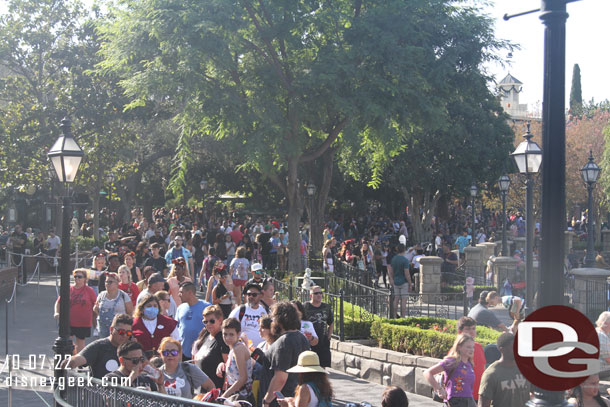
[274,391,284,400]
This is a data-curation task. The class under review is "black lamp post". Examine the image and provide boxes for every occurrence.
[48,117,83,400]
[200,179,208,203]
[469,185,477,247]
[307,182,317,256]
[581,150,601,268]
[511,123,542,316]
[497,175,511,256]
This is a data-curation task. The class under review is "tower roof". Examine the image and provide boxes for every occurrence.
[498,73,523,85]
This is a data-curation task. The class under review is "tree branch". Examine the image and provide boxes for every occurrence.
[299,118,348,163]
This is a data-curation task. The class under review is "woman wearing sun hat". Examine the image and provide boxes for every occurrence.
[279,351,333,407]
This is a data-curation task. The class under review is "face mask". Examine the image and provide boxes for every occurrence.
[144,306,159,319]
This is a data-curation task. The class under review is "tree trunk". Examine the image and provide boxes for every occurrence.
[403,188,440,244]
[286,160,304,274]
[92,177,101,241]
[310,148,335,257]
[117,171,142,224]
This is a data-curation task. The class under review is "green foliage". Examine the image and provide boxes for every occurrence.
[570,64,583,117]
[70,235,108,251]
[370,317,501,357]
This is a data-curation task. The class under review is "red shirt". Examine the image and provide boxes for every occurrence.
[118,282,140,306]
[473,341,486,401]
[68,285,97,327]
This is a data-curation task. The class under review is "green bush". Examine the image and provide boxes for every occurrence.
[70,236,107,252]
[370,317,501,358]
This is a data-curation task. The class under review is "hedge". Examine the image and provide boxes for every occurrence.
[370,317,501,358]
[442,285,497,301]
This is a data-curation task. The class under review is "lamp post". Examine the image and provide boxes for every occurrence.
[511,123,542,316]
[306,182,317,256]
[48,117,83,400]
[200,179,208,204]
[497,175,511,256]
[469,185,477,247]
[581,150,601,268]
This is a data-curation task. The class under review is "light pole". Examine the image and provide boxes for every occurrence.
[511,123,542,315]
[469,185,477,247]
[200,178,208,205]
[306,182,317,256]
[581,150,601,268]
[48,117,83,401]
[497,175,511,256]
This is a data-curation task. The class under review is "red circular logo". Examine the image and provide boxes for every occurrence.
[514,305,600,391]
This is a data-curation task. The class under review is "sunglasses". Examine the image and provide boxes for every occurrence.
[106,280,117,284]
[161,349,180,357]
[203,319,216,325]
[313,292,323,295]
[115,329,133,337]
[246,292,259,297]
[124,356,146,364]
[74,275,85,279]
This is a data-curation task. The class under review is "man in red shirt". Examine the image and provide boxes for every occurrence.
[229,226,243,244]
[456,316,486,402]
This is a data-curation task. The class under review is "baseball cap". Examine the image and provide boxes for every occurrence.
[251,263,263,273]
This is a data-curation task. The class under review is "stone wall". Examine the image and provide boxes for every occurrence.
[330,339,441,399]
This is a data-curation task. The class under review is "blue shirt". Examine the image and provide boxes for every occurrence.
[175,300,210,357]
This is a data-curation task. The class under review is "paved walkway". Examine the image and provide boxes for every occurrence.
[0,272,473,407]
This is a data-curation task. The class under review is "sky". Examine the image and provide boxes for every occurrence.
[486,0,610,113]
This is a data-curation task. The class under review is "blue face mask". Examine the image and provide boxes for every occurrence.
[144,306,159,319]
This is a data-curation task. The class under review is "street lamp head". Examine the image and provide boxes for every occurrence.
[106,172,115,184]
[307,183,317,196]
[200,179,208,191]
[47,117,83,183]
[511,122,542,175]
[497,175,511,193]
[581,150,601,185]
[470,184,478,198]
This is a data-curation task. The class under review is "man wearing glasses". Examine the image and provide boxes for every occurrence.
[229,282,269,347]
[68,314,134,378]
[304,286,333,367]
[103,341,164,392]
[165,235,194,279]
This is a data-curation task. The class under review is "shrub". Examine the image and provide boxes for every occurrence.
[443,285,496,300]
[370,317,501,358]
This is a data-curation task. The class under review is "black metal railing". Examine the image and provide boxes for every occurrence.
[55,369,218,407]
[585,278,610,320]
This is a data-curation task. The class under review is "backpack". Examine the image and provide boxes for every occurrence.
[238,303,270,322]
[306,381,332,407]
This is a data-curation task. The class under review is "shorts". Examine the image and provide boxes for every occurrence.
[233,279,247,287]
[394,283,410,297]
[70,326,91,340]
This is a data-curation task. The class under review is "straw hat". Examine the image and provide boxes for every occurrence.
[286,351,327,374]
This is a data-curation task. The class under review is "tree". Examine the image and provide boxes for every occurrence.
[569,64,583,118]
[99,0,511,271]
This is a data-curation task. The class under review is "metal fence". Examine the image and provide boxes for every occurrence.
[55,369,218,407]
[585,278,610,319]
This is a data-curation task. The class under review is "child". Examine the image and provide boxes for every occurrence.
[218,318,253,402]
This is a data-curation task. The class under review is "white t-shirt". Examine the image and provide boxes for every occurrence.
[412,254,424,270]
[228,304,268,347]
[47,235,61,250]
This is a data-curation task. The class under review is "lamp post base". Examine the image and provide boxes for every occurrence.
[52,335,73,403]
[526,390,569,407]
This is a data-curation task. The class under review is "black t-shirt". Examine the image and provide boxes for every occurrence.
[10,232,27,250]
[195,331,230,389]
[257,233,272,255]
[79,338,119,379]
[103,370,158,391]
[143,256,168,274]
[266,331,310,397]
[303,302,333,339]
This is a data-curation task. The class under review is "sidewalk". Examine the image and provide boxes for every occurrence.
[0,274,441,407]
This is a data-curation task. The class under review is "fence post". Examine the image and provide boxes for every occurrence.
[289,282,293,301]
[389,289,395,319]
[339,289,345,342]
[463,284,468,316]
